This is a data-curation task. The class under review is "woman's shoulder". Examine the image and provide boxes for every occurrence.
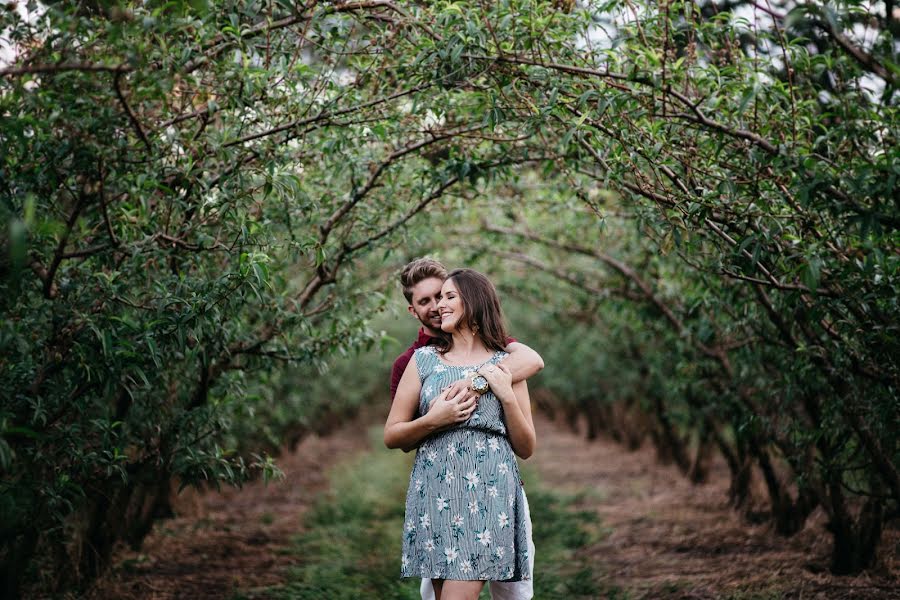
[413,345,439,379]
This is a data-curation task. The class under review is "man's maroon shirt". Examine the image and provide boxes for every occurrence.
[389,329,516,400]
[390,328,434,400]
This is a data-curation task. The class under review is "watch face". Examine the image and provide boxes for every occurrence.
[472,375,489,394]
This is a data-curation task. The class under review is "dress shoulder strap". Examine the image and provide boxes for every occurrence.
[413,346,438,382]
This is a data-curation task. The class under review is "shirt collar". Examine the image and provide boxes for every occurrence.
[416,327,437,347]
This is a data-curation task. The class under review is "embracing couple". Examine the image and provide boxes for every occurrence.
[384,258,544,600]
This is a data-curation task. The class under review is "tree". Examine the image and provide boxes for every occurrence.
[1,0,896,594]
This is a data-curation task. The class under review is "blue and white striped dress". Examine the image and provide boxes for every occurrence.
[400,346,531,582]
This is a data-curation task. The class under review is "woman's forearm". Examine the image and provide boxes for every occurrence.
[384,411,441,451]
[496,387,536,459]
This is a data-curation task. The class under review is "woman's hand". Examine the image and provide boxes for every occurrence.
[477,363,513,402]
[427,385,478,428]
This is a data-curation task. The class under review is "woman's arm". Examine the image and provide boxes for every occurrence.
[502,380,536,459]
[482,364,536,459]
[501,342,545,383]
[384,357,477,450]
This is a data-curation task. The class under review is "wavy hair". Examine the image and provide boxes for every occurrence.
[400,257,448,303]
[435,268,508,353]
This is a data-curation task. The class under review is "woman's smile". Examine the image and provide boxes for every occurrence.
[437,279,464,331]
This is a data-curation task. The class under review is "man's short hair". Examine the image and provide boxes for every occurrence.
[400,258,448,303]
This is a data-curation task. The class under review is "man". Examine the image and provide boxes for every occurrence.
[390,257,542,600]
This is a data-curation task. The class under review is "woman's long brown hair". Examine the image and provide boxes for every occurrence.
[434,268,509,354]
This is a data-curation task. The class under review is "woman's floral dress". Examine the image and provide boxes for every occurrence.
[400,346,531,582]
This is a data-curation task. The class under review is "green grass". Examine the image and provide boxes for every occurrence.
[262,426,618,600]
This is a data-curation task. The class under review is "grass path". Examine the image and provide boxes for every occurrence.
[261,425,611,599]
[91,411,898,600]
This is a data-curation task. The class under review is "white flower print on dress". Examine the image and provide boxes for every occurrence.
[401,349,525,580]
[476,530,492,546]
[419,346,435,355]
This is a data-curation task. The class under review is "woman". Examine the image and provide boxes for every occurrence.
[384,269,536,600]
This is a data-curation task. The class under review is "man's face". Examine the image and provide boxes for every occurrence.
[407,277,444,335]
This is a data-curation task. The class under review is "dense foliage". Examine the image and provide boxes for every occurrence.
[1,0,896,594]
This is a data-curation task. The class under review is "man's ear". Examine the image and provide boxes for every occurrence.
[407,305,416,317]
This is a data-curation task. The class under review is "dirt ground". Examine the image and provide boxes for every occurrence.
[529,414,900,600]
[89,410,898,600]
[86,410,375,600]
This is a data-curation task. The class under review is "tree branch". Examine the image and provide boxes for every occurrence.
[485,224,734,373]
[222,83,431,148]
[318,124,485,242]
[0,62,131,78]
[345,175,462,253]
[113,72,152,154]
[493,250,644,302]
[43,192,88,298]
[817,18,895,85]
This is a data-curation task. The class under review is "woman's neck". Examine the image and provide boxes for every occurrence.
[445,328,490,362]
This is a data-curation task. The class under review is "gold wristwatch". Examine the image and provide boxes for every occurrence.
[470,373,490,395]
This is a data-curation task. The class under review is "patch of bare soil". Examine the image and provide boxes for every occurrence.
[529,412,899,600]
[86,409,376,600]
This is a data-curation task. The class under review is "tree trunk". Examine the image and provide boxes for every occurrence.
[650,393,691,474]
[750,438,818,536]
[827,477,884,574]
[0,528,38,599]
[714,429,752,509]
[688,421,714,484]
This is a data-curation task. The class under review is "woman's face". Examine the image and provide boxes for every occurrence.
[437,278,466,333]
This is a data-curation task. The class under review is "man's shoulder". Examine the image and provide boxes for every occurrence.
[393,344,435,369]
[395,330,436,362]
